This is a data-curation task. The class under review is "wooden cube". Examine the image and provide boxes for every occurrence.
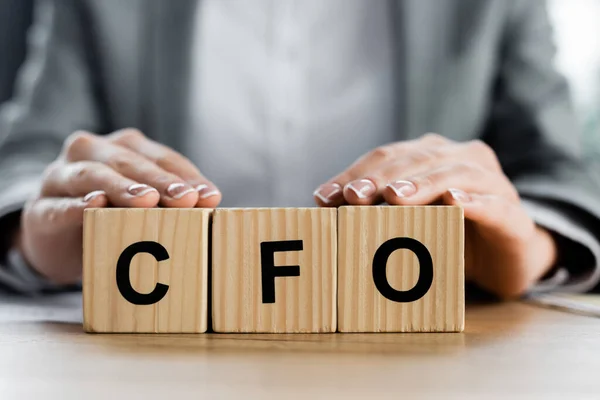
[338,206,464,332]
[83,208,211,333]
[212,208,337,333]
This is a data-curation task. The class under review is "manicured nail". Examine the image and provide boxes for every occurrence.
[196,184,220,200]
[313,183,343,204]
[127,184,158,197]
[346,179,376,199]
[448,188,471,203]
[167,182,196,199]
[83,190,106,202]
[387,180,417,198]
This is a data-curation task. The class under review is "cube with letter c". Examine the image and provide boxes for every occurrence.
[83,208,211,333]
[211,208,337,333]
[338,206,464,332]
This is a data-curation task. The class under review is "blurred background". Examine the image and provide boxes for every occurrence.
[0,0,599,159]
[548,0,600,163]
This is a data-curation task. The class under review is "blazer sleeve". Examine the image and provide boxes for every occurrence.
[0,0,34,104]
[0,0,104,293]
[481,0,600,292]
[0,0,105,213]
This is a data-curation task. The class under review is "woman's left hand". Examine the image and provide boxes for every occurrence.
[313,133,557,299]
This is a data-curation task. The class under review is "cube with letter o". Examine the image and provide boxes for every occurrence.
[337,206,465,332]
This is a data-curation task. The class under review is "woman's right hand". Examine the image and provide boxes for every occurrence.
[15,128,221,285]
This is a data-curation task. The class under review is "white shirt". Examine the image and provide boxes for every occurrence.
[185,0,396,207]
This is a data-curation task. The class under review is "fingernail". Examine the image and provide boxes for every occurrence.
[346,179,376,199]
[387,180,417,198]
[167,182,196,199]
[313,183,343,204]
[195,184,220,200]
[128,183,158,197]
[448,188,471,203]
[83,190,106,202]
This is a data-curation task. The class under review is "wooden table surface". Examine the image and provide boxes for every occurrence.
[0,301,598,399]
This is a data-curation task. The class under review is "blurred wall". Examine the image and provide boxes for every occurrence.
[548,0,600,157]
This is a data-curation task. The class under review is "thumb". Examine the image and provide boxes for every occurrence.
[20,192,108,284]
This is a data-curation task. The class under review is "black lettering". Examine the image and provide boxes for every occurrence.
[372,237,433,303]
[116,241,170,305]
[260,240,302,304]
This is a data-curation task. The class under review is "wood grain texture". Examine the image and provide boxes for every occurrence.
[2,302,600,399]
[338,206,464,332]
[212,208,337,333]
[83,208,211,333]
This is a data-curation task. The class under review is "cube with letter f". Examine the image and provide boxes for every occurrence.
[211,208,337,333]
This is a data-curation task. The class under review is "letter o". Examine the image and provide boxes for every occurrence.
[372,237,433,303]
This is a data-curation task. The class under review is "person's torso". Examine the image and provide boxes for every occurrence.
[185,0,396,206]
[82,0,507,206]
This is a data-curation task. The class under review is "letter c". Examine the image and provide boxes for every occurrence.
[116,241,170,305]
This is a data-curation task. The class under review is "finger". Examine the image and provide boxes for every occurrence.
[62,131,199,208]
[442,189,532,241]
[455,139,502,172]
[25,193,108,235]
[41,161,160,208]
[21,193,108,283]
[381,162,519,206]
[441,189,547,297]
[341,151,450,205]
[313,182,344,207]
[108,128,221,207]
[314,135,452,206]
[341,139,503,205]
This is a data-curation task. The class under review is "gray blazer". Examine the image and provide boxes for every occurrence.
[0,0,33,104]
[1,0,600,291]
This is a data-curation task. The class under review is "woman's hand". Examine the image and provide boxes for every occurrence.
[16,128,221,285]
[313,133,557,299]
